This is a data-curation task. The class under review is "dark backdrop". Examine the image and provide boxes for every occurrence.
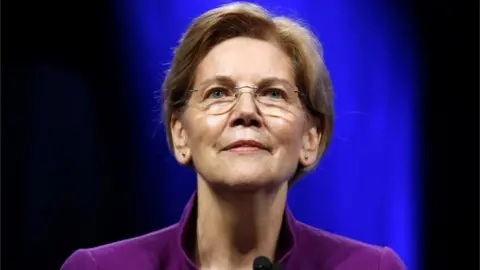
[2,0,478,270]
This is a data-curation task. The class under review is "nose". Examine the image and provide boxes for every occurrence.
[229,91,262,127]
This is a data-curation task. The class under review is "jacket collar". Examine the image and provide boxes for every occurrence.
[176,192,298,267]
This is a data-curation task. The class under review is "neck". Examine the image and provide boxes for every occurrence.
[195,178,288,270]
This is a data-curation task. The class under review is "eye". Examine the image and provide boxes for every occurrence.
[206,87,228,99]
[264,88,285,99]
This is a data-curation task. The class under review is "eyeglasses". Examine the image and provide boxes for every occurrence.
[186,84,304,116]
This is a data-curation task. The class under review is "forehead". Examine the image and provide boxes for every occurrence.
[195,37,294,85]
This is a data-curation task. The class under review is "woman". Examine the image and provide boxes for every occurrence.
[62,2,406,270]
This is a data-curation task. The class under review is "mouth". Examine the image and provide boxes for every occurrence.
[223,140,269,154]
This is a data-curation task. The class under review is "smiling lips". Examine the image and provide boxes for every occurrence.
[223,140,268,153]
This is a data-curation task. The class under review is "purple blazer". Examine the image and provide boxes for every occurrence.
[61,193,407,270]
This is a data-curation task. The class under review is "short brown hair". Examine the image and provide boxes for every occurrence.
[161,2,334,185]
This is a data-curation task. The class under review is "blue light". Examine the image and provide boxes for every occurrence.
[115,1,420,269]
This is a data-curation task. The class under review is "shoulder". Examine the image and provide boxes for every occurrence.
[294,221,406,270]
[61,224,179,270]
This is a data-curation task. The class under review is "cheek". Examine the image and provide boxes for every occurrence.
[265,116,305,150]
[186,112,228,148]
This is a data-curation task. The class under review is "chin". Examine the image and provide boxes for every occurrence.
[215,171,280,192]
[198,160,286,192]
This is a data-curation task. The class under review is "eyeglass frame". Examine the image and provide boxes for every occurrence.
[185,82,308,114]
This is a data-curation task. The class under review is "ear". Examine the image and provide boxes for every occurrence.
[170,115,191,165]
[299,123,322,167]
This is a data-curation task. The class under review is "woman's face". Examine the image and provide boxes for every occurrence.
[171,37,321,190]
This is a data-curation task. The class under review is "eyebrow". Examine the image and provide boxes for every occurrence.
[196,75,295,89]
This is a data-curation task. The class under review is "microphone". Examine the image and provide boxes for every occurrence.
[253,256,283,270]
